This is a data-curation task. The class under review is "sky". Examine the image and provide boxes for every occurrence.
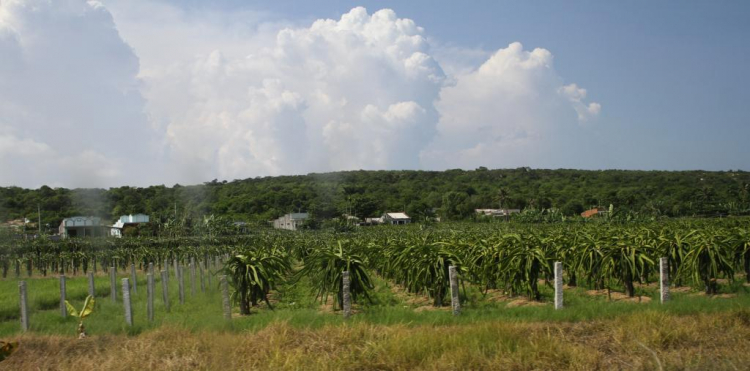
[1,0,748,189]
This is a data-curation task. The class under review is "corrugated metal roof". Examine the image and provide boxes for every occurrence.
[385,212,410,219]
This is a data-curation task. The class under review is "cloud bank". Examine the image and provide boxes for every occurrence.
[0,0,154,187]
[0,2,600,187]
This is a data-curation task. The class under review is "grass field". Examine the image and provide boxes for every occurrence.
[1,268,749,370]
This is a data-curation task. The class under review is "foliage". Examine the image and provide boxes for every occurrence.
[297,240,373,309]
[223,247,291,315]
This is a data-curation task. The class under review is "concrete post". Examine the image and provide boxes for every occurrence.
[449,266,460,315]
[130,264,137,295]
[178,265,185,305]
[221,275,231,320]
[59,275,67,318]
[147,273,154,322]
[122,278,133,326]
[342,271,352,319]
[199,263,206,293]
[660,257,670,303]
[206,259,212,289]
[554,262,564,310]
[160,270,170,312]
[88,272,95,297]
[189,262,196,296]
[109,267,117,303]
[149,262,154,277]
[19,281,29,332]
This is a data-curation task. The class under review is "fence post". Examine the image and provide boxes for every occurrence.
[109,267,117,303]
[88,271,95,297]
[554,261,564,310]
[130,264,137,295]
[178,265,185,305]
[199,263,206,293]
[147,273,154,322]
[342,271,352,319]
[164,259,169,284]
[122,278,133,326]
[449,266,460,315]
[19,281,29,332]
[59,275,67,318]
[189,262,196,296]
[149,262,155,277]
[161,270,170,312]
[220,275,231,320]
[660,257,670,303]
[206,259,212,290]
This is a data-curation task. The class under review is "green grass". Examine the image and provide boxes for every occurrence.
[1,267,749,338]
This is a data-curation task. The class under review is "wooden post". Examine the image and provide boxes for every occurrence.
[178,265,185,305]
[147,273,154,322]
[149,262,154,277]
[59,275,67,318]
[122,278,133,326]
[88,271,95,297]
[449,266,460,315]
[19,281,29,332]
[130,264,137,295]
[164,259,169,284]
[554,262,564,310]
[160,270,170,312]
[109,267,117,303]
[342,271,352,319]
[189,262,196,296]
[173,258,178,280]
[220,275,231,320]
[660,257,670,303]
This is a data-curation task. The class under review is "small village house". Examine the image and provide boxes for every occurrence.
[58,216,108,238]
[273,213,309,231]
[111,214,150,237]
[381,212,411,225]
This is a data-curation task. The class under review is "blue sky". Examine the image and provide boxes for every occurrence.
[1,0,748,188]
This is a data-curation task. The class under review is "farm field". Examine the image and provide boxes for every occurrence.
[0,220,749,369]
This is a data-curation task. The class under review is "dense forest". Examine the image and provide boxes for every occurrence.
[1,168,749,231]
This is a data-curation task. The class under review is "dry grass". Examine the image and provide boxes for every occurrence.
[3,309,750,370]
[585,289,653,303]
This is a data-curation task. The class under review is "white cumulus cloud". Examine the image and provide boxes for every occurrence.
[422,42,602,169]
[0,0,155,188]
[1,2,602,187]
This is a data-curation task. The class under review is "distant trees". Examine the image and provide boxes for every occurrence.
[1,169,750,226]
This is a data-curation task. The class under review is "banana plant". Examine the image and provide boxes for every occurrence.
[65,295,95,338]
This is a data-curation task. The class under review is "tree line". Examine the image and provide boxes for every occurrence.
[1,168,749,230]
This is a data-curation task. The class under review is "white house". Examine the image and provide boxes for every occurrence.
[273,213,309,231]
[381,212,411,225]
[111,214,150,237]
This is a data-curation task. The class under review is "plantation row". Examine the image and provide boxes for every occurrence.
[1,219,749,310]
